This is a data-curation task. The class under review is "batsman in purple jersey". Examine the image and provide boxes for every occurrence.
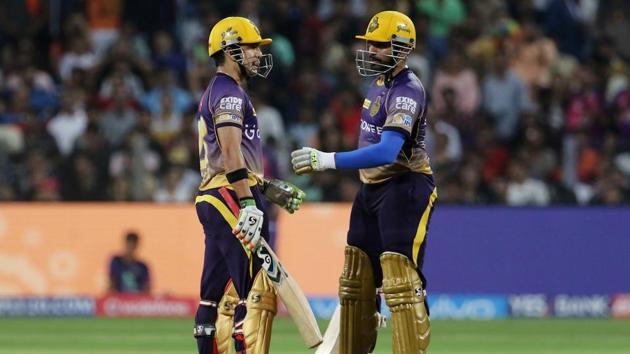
[292,11,435,354]
[194,17,304,354]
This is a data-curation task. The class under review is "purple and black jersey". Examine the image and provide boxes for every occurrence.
[197,73,263,190]
[358,68,432,184]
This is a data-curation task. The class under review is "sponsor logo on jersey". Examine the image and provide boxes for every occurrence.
[219,96,243,111]
[360,120,383,135]
[362,98,371,109]
[391,113,413,127]
[216,113,241,123]
[395,96,417,113]
[244,123,260,140]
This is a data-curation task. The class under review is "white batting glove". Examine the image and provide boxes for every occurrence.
[291,147,336,175]
[232,198,264,251]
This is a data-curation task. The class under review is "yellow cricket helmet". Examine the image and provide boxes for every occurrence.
[356,11,416,47]
[208,17,272,56]
[355,11,416,77]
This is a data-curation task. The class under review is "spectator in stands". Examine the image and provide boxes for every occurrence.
[505,158,550,206]
[46,90,87,157]
[482,51,532,142]
[432,51,480,116]
[0,0,628,205]
[58,34,98,82]
[141,68,193,116]
[417,0,466,60]
[99,82,138,149]
[108,231,151,294]
[509,18,558,95]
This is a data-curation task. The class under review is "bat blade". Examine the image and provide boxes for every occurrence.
[256,239,323,348]
[315,303,340,354]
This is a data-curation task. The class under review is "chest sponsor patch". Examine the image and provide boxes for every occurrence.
[360,120,383,135]
[363,98,371,109]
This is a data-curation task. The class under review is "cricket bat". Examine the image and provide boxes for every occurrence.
[256,239,323,348]
[315,303,340,354]
[216,186,322,348]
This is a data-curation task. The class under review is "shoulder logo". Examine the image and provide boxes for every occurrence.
[219,96,243,111]
[397,23,411,33]
[394,96,417,114]
[368,17,379,33]
[392,113,413,127]
[370,95,382,117]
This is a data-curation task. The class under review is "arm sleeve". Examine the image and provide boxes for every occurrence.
[335,130,406,169]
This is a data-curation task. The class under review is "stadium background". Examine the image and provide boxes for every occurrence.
[1,0,629,353]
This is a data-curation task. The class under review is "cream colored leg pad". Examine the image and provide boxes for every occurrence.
[216,282,238,354]
[339,246,379,354]
[243,270,277,353]
[380,252,430,354]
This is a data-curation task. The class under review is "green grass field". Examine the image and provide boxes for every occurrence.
[0,317,629,354]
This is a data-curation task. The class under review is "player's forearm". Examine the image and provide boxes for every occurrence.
[335,130,405,169]
[224,157,254,201]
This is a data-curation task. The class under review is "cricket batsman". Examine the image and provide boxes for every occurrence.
[193,17,305,354]
[291,11,436,354]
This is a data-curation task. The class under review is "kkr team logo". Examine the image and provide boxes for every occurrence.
[397,23,411,33]
[221,27,239,42]
[368,16,379,33]
[370,95,382,116]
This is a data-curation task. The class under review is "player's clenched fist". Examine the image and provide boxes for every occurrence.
[291,147,336,175]
[232,198,264,250]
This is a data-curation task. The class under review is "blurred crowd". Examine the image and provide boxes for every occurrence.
[0,0,629,205]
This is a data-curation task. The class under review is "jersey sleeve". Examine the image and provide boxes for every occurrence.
[209,84,246,129]
[383,83,426,137]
